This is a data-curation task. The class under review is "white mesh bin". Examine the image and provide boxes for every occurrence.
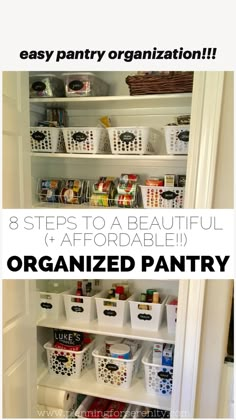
[142,348,173,395]
[44,339,94,378]
[38,290,66,320]
[164,125,190,155]
[92,344,142,389]
[95,292,134,327]
[107,127,159,155]
[140,186,185,208]
[62,127,111,154]
[30,127,65,153]
[166,296,178,334]
[129,295,167,332]
[63,290,102,323]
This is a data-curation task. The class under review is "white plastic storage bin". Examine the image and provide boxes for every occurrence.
[63,290,102,323]
[95,292,134,327]
[166,296,178,334]
[107,127,159,155]
[62,72,109,97]
[129,295,167,332]
[30,127,65,153]
[92,344,142,389]
[164,125,190,155]
[62,127,111,154]
[140,186,185,208]
[142,348,173,395]
[44,339,94,378]
[39,290,66,320]
[29,74,65,98]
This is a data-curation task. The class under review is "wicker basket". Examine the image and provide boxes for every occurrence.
[126,72,194,95]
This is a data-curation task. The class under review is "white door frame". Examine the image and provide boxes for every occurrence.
[171,71,225,417]
[185,71,225,208]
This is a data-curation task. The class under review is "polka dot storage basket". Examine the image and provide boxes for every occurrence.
[61,127,111,154]
[107,127,159,155]
[44,339,94,378]
[92,344,142,389]
[164,125,190,155]
[142,348,173,396]
[140,186,185,208]
[30,127,65,153]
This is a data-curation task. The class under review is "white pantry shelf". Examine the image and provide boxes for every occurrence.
[31,152,187,161]
[30,93,192,111]
[38,368,172,411]
[37,317,175,344]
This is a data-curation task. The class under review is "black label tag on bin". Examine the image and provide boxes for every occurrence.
[138,313,152,321]
[71,306,84,313]
[103,310,117,317]
[72,132,88,142]
[32,81,46,92]
[69,80,84,91]
[57,355,69,363]
[178,130,189,142]
[32,131,45,141]
[41,302,53,309]
[161,191,178,200]
[158,371,172,380]
[120,132,136,143]
[106,363,119,371]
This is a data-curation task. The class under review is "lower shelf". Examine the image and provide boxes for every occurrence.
[38,368,172,411]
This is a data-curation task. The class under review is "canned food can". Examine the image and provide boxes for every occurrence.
[105,337,123,355]
[120,174,138,183]
[110,343,132,359]
[117,182,137,195]
[40,179,61,202]
[145,178,164,186]
[115,194,134,208]
[90,193,109,207]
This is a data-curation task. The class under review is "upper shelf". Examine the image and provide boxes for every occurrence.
[30,152,188,161]
[29,93,192,111]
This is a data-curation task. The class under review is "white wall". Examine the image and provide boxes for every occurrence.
[212,72,234,208]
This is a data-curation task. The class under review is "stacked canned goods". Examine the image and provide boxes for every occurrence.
[89,176,117,207]
[114,173,139,208]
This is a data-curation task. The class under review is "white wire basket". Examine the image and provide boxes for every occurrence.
[140,186,185,208]
[92,344,142,389]
[30,127,65,153]
[164,125,190,155]
[142,348,174,395]
[86,179,139,208]
[36,178,88,205]
[62,127,111,154]
[107,127,159,155]
[44,339,94,378]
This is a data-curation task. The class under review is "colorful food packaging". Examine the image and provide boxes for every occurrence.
[145,177,164,186]
[60,179,84,204]
[114,194,134,208]
[39,179,61,202]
